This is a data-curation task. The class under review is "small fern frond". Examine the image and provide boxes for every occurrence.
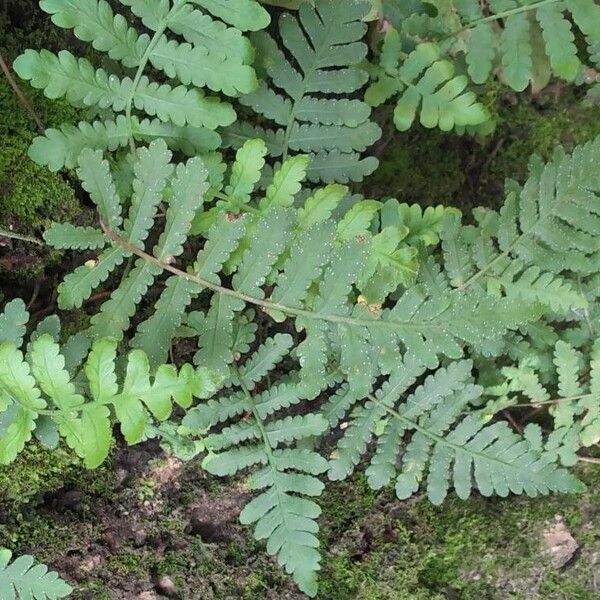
[0,299,29,347]
[0,330,218,468]
[366,34,490,132]
[401,0,600,93]
[0,548,72,600]
[441,137,600,311]
[489,338,600,449]
[30,116,222,172]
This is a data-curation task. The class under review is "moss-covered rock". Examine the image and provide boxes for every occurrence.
[0,77,79,233]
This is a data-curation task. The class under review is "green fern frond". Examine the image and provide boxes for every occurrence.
[0,299,29,346]
[366,34,490,132]
[183,344,327,597]
[401,0,600,93]
[0,548,72,600]
[0,321,218,468]
[489,338,600,449]
[440,137,600,311]
[224,0,381,183]
[14,0,269,171]
[29,116,222,172]
[330,357,584,504]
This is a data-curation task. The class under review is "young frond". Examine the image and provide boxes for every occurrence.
[223,0,381,183]
[492,338,600,449]
[0,305,218,468]
[0,547,72,600]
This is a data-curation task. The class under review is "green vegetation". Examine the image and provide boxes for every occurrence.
[0,0,599,598]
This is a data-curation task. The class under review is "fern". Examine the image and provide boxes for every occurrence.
[13,0,270,171]
[0,301,219,468]
[183,337,327,596]
[46,137,537,373]
[490,338,600,448]
[440,139,600,311]
[222,0,381,183]
[365,31,490,132]
[35,135,600,596]
[0,548,72,600]
[397,0,600,93]
[328,358,583,504]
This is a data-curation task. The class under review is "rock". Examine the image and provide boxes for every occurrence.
[156,575,179,598]
[543,515,578,568]
[131,524,148,547]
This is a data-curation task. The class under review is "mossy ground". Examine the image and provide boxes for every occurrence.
[1,4,600,598]
[2,448,598,599]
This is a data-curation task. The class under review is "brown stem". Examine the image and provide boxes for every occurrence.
[0,51,45,133]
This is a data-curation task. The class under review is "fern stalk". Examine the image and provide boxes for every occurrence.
[100,219,492,333]
[446,0,564,38]
[125,0,188,152]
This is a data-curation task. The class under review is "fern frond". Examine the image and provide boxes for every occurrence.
[0,548,72,600]
[184,345,327,597]
[14,50,236,130]
[226,0,381,183]
[38,0,260,94]
[330,358,584,504]
[402,0,600,93]
[0,331,218,468]
[491,338,600,449]
[441,137,600,312]
[366,36,489,132]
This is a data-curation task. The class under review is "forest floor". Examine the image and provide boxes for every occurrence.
[1,2,600,599]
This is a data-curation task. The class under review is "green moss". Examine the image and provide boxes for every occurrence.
[365,127,466,206]
[0,443,81,508]
[0,77,80,232]
[311,467,600,600]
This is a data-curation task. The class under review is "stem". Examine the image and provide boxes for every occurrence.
[0,227,44,246]
[577,455,600,465]
[446,0,560,39]
[124,0,186,153]
[0,51,45,133]
[508,392,599,409]
[368,393,515,469]
[236,368,289,527]
[100,220,461,333]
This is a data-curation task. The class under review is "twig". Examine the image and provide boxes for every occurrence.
[0,51,45,133]
[577,455,600,465]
